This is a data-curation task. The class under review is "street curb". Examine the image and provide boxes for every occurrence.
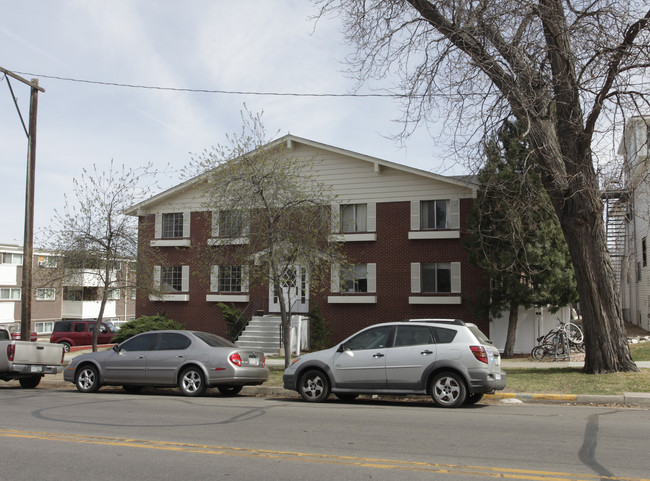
[34,379,650,407]
[486,391,650,407]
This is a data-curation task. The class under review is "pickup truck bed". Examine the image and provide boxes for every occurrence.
[0,328,64,388]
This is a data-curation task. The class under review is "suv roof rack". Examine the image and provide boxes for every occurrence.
[404,318,466,326]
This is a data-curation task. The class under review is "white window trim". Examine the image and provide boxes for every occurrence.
[151,239,191,247]
[329,233,377,242]
[329,263,376,303]
[35,288,56,301]
[206,294,250,303]
[210,210,250,244]
[149,293,190,302]
[210,265,249,293]
[408,296,462,305]
[410,262,461,294]
[410,199,460,233]
[152,212,191,245]
[151,265,190,301]
[328,295,377,304]
[333,202,377,234]
[408,231,460,240]
[207,237,250,246]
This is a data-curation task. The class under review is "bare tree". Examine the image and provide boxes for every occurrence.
[189,109,344,367]
[315,0,650,373]
[41,161,159,351]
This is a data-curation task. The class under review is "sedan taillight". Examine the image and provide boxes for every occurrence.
[470,345,488,364]
[229,353,242,367]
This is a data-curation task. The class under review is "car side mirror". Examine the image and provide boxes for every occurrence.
[112,344,120,353]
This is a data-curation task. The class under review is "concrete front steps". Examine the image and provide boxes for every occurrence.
[235,315,282,354]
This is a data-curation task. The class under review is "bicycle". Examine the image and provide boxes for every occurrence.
[531,319,584,360]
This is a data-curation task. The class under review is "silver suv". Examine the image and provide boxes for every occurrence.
[283,319,506,408]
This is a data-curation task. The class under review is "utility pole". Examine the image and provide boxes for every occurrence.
[0,66,45,341]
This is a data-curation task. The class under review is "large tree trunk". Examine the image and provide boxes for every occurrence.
[531,123,638,373]
[503,302,518,358]
[554,189,637,373]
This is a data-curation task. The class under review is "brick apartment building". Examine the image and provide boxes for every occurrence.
[127,135,490,344]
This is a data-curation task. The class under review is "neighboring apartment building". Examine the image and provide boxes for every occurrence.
[619,116,650,331]
[127,135,491,344]
[0,243,136,337]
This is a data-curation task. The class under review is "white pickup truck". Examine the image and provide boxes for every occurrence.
[0,327,65,388]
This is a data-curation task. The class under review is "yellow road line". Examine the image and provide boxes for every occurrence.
[0,429,646,481]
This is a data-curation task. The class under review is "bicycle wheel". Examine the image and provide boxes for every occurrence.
[542,329,559,344]
[531,343,554,360]
[564,323,583,344]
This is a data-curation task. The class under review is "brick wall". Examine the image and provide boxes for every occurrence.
[135,199,490,343]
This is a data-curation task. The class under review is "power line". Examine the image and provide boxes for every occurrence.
[13,70,405,98]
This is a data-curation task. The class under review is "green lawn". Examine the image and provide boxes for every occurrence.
[265,342,650,396]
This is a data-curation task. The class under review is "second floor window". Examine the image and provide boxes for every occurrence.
[161,266,183,292]
[162,213,184,238]
[0,288,21,300]
[37,255,58,267]
[36,288,56,301]
[341,204,367,232]
[421,262,452,293]
[1,253,23,265]
[219,210,244,238]
[421,200,449,230]
[107,289,121,300]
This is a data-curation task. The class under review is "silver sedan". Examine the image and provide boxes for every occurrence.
[63,330,268,396]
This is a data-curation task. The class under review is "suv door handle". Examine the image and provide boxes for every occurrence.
[421,350,434,355]
[373,353,385,358]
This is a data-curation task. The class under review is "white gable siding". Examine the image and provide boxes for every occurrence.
[292,143,474,203]
[130,138,475,215]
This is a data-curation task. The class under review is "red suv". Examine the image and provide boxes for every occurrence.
[50,320,117,352]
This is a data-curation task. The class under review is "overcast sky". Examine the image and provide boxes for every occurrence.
[1,0,465,246]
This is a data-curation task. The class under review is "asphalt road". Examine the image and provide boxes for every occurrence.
[1,386,649,481]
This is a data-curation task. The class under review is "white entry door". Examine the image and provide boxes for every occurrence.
[269,265,309,314]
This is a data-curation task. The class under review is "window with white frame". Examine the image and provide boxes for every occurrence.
[342,264,369,293]
[341,204,367,232]
[410,262,461,299]
[410,200,460,236]
[161,266,183,292]
[0,288,21,300]
[1,253,23,265]
[331,263,377,294]
[131,288,137,300]
[220,266,242,292]
[37,255,58,267]
[421,262,452,293]
[211,265,248,292]
[218,210,245,238]
[107,289,121,300]
[162,213,184,238]
[421,200,449,230]
[36,288,56,301]
[35,321,54,334]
